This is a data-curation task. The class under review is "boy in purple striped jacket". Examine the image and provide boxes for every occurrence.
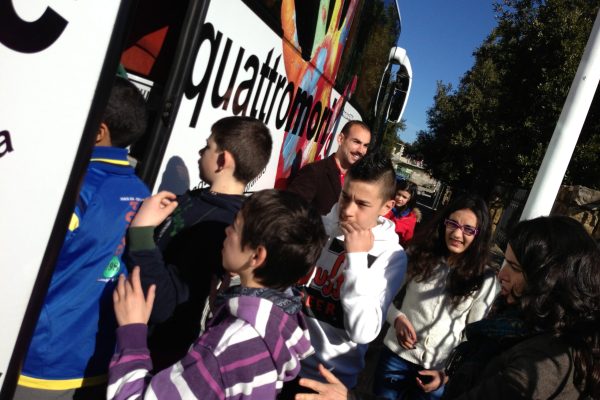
[107,190,327,400]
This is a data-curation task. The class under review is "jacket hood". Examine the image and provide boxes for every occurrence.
[413,207,422,222]
[218,287,314,382]
[186,188,245,214]
[154,187,244,248]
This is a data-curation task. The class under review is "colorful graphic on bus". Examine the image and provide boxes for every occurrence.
[275,0,359,187]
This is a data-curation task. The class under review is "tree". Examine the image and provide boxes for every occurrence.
[380,118,407,155]
[416,0,600,196]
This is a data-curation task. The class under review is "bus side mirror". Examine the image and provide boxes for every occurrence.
[386,47,412,123]
[387,87,406,122]
[374,47,412,122]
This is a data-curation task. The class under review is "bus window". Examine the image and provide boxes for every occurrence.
[336,0,401,122]
[121,0,190,87]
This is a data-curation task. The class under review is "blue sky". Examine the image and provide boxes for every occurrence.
[397,1,498,143]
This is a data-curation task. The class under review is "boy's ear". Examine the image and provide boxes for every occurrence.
[216,152,226,171]
[220,150,236,172]
[96,122,112,146]
[378,199,395,216]
[250,245,267,270]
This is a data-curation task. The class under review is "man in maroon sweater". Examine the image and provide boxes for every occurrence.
[287,120,371,215]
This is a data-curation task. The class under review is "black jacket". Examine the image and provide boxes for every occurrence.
[126,188,244,369]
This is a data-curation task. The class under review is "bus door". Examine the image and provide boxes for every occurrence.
[0,0,136,394]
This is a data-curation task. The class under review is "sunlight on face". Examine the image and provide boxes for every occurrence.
[222,213,254,273]
[444,209,478,255]
[498,244,526,304]
[338,179,392,230]
[394,190,412,207]
[336,126,370,169]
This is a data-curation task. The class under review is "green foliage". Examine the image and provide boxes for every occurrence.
[413,0,600,195]
[380,118,407,155]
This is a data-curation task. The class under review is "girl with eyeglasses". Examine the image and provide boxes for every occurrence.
[416,216,600,399]
[373,194,499,400]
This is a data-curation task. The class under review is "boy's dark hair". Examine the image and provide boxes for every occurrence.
[239,190,326,289]
[102,76,148,148]
[211,116,273,184]
[347,149,396,201]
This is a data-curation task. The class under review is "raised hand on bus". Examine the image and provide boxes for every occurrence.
[130,191,178,228]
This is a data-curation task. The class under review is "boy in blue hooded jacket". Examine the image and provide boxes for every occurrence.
[16,77,150,400]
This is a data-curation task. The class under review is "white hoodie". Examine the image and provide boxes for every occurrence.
[299,204,407,388]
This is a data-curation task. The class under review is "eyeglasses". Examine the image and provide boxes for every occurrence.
[444,219,479,236]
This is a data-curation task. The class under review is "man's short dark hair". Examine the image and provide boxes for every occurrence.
[102,77,148,148]
[211,116,273,185]
[240,190,327,289]
[347,148,396,201]
[340,120,371,137]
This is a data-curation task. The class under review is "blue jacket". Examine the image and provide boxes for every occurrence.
[20,147,149,390]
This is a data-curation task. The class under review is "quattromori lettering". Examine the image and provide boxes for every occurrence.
[185,22,336,145]
[0,130,14,158]
[0,0,68,53]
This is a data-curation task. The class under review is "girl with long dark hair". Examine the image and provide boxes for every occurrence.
[419,216,600,399]
[373,194,499,399]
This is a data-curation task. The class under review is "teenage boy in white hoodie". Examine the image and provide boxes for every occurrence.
[281,150,407,397]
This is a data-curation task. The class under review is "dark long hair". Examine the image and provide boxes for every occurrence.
[508,216,600,397]
[394,179,418,214]
[407,194,492,307]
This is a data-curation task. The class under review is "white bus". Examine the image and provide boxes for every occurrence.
[0,0,410,395]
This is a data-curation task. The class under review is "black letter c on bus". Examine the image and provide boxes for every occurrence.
[0,0,68,53]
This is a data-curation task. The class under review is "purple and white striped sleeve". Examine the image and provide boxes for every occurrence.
[107,324,153,400]
[108,324,227,399]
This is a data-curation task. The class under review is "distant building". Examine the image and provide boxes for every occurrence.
[391,145,438,192]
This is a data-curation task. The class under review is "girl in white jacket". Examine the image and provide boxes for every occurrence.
[373,194,499,400]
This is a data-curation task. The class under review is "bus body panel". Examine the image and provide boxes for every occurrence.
[0,0,129,390]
